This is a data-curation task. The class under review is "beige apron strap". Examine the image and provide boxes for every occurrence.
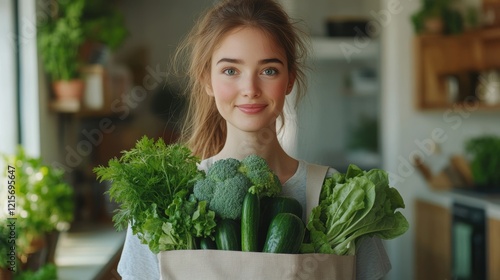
[305,163,330,223]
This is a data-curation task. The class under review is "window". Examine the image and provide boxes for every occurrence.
[0,0,40,157]
[0,0,18,155]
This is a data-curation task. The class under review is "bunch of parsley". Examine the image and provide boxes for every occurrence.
[94,136,216,253]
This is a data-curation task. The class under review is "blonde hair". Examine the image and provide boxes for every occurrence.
[174,0,309,159]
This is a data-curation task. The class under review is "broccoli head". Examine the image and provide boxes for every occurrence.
[206,157,240,182]
[239,154,282,197]
[193,155,282,220]
[210,174,252,219]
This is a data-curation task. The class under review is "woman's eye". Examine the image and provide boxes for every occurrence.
[262,68,277,76]
[223,68,237,76]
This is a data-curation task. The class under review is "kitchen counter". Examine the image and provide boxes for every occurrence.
[55,225,125,280]
[417,187,500,220]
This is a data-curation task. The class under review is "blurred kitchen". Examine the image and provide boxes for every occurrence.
[1,0,500,279]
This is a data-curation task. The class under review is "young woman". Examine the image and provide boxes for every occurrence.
[117,0,391,279]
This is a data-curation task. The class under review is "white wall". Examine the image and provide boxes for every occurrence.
[381,0,500,279]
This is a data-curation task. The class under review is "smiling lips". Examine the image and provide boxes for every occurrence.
[236,104,267,114]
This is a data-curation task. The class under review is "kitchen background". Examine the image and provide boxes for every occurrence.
[1,0,500,279]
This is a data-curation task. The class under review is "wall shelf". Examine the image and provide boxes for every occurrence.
[311,37,379,61]
[414,28,500,110]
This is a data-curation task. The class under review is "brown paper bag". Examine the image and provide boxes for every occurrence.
[158,250,355,280]
[158,164,355,280]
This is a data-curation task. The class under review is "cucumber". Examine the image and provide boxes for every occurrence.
[259,196,303,250]
[215,219,241,251]
[199,237,217,250]
[262,213,305,254]
[241,192,260,252]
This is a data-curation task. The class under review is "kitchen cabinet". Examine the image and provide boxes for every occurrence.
[415,199,452,280]
[488,218,500,280]
[416,193,500,280]
[414,28,500,110]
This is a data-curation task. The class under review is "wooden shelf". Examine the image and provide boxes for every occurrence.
[311,37,379,61]
[49,64,129,118]
[414,28,500,110]
[415,102,500,111]
[50,100,118,118]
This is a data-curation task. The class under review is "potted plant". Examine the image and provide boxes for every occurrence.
[80,0,128,63]
[411,0,464,35]
[0,147,74,276]
[465,135,500,191]
[37,0,86,103]
[38,0,128,65]
[38,0,128,109]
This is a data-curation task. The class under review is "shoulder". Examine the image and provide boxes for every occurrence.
[301,160,338,178]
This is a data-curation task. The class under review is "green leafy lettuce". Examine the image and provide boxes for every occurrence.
[94,136,216,253]
[301,164,409,256]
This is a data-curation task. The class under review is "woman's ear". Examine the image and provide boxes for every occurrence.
[202,73,214,96]
[205,83,214,96]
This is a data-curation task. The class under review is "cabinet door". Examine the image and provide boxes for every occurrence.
[489,218,500,280]
[415,199,452,280]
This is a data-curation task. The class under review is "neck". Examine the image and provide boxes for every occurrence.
[214,123,298,184]
[216,125,280,158]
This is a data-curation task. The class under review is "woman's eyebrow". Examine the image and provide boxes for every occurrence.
[216,58,284,65]
[259,58,284,65]
[216,58,243,65]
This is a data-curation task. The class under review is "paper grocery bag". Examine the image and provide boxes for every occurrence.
[158,249,355,280]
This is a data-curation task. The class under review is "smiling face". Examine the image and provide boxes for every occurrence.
[207,27,294,134]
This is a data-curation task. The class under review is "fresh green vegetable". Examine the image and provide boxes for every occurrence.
[199,236,217,250]
[239,155,282,197]
[259,196,302,250]
[215,219,241,251]
[241,192,260,252]
[263,213,305,254]
[94,136,216,253]
[193,155,282,220]
[301,164,409,256]
[465,135,500,188]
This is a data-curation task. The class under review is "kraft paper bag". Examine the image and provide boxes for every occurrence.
[158,164,355,280]
[158,250,355,280]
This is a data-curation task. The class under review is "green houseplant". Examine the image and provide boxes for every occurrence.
[37,0,128,103]
[411,0,464,35]
[0,147,74,275]
[81,0,128,54]
[37,0,86,101]
[465,135,500,190]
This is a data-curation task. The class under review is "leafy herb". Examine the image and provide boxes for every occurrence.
[301,164,409,255]
[94,136,216,253]
[465,135,500,188]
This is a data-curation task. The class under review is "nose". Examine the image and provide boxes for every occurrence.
[241,74,261,98]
